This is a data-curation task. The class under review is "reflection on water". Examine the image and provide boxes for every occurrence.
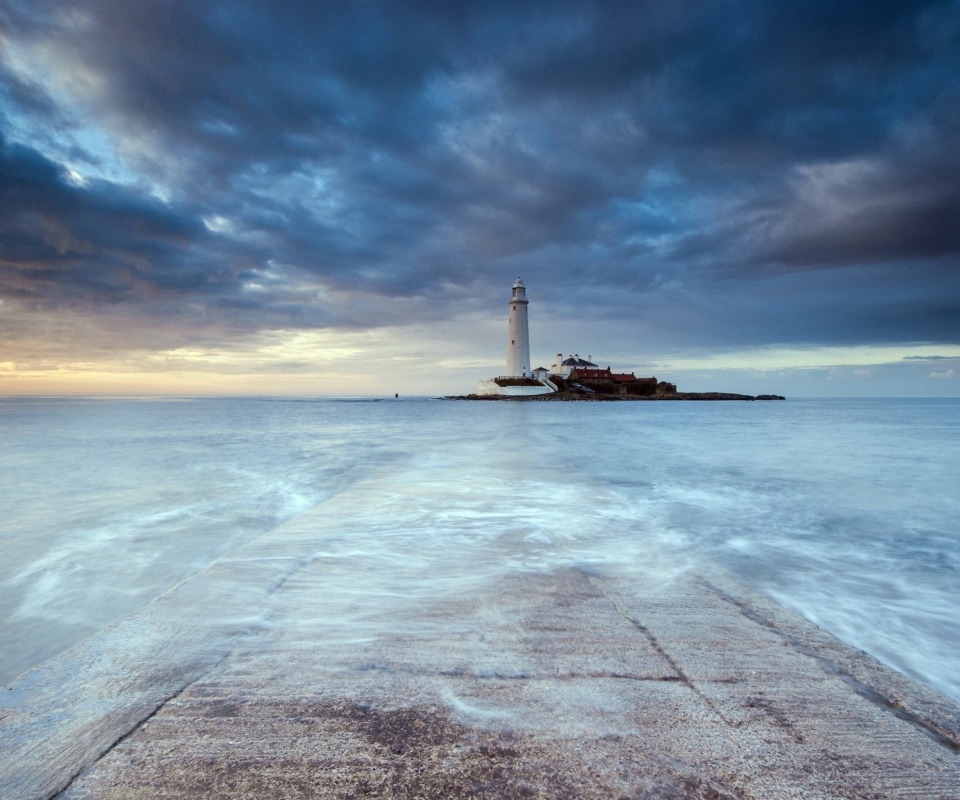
[1,396,958,703]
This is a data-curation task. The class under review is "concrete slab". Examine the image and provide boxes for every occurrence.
[3,537,959,799]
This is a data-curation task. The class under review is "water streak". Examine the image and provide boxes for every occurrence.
[1,396,957,703]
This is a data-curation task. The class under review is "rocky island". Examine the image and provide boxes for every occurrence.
[470,279,784,401]
[451,375,784,401]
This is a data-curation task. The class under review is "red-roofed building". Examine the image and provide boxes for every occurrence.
[568,368,659,395]
[569,367,641,383]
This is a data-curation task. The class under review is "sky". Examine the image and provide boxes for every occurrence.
[1,0,959,396]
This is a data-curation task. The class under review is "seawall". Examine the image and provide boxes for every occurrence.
[475,379,555,396]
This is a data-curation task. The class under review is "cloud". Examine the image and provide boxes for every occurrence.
[1,0,959,386]
[930,368,956,378]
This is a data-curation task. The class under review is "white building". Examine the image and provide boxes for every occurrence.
[551,353,599,378]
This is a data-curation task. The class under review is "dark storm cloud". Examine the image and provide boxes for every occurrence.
[1,132,242,302]
[2,0,959,348]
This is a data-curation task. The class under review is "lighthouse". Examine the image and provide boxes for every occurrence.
[505,277,531,377]
[475,277,552,395]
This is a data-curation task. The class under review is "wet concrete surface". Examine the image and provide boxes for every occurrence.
[3,536,959,799]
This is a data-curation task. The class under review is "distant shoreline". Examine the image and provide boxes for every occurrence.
[447,390,785,401]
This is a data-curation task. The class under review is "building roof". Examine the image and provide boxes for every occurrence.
[571,368,611,380]
[561,357,598,368]
[569,368,652,384]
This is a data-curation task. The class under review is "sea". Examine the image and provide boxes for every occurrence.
[1,396,958,703]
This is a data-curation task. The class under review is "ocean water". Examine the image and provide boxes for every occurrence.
[1,396,958,703]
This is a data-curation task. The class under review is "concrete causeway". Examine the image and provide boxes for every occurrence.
[3,513,959,799]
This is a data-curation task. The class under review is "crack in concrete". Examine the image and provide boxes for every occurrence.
[47,551,341,799]
[701,579,960,753]
[588,576,737,726]
[50,651,233,800]
[49,552,321,799]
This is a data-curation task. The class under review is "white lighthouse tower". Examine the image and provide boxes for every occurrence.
[505,277,531,377]
[475,277,553,395]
